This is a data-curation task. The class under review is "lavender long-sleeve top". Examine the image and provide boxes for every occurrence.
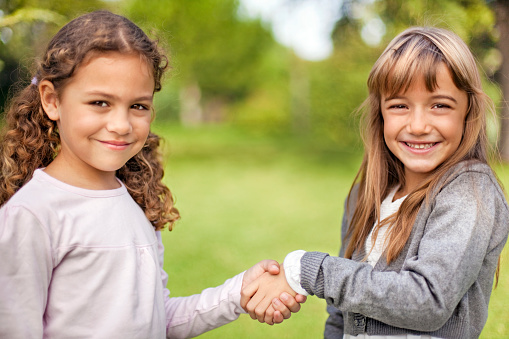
[0,169,245,339]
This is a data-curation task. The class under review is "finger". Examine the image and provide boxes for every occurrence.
[240,280,260,311]
[273,310,284,324]
[245,288,266,320]
[272,297,291,319]
[280,292,301,313]
[264,305,275,325]
[295,294,307,304]
[242,260,280,292]
[254,296,275,323]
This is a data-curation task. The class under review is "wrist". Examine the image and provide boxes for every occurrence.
[283,250,309,296]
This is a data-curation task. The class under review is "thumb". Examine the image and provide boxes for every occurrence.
[261,259,281,275]
[242,260,280,290]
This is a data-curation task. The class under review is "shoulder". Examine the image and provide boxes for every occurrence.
[438,161,506,202]
[1,172,56,234]
[430,161,509,227]
[344,183,360,214]
[3,172,47,208]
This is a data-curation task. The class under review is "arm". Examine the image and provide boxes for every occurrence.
[301,172,509,331]
[156,232,244,338]
[240,187,359,326]
[156,233,304,338]
[0,205,53,339]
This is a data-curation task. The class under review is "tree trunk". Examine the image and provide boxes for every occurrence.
[495,0,509,161]
[289,57,310,135]
[179,83,203,126]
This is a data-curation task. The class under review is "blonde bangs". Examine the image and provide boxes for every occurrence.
[369,35,446,99]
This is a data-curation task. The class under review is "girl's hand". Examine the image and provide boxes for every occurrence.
[242,261,305,324]
[241,266,298,323]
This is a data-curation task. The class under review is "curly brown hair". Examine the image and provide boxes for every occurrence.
[0,10,180,230]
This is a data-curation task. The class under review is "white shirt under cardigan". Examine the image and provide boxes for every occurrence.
[0,169,245,339]
[284,188,437,339]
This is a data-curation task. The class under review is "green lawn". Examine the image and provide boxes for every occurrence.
[153,123,509,338]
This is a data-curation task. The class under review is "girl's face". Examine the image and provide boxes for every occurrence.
[381,63,468,193]
[40,52,155,189]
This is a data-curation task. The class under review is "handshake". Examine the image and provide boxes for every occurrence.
[240,260,306,325]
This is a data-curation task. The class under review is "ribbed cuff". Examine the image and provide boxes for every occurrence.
[300,251,329,297]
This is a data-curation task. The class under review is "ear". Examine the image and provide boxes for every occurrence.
[39,80,60,121]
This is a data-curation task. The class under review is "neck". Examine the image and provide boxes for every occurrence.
[44,156,120,190]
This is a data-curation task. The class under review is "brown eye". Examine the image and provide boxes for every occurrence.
[131,104,149,110]
[91,101,108,107]
[432,103,451,109]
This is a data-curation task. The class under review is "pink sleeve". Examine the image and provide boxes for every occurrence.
[155,232,245,339]
[0,205,53,339]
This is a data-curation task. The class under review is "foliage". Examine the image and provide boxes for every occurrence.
[122,0,282,123]
[0,0,110,110]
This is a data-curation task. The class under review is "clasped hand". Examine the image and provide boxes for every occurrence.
[241,261,302,325]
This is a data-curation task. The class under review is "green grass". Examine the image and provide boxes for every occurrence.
[153,122,509,338]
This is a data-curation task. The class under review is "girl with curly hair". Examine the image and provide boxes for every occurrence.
[0,10,303,338]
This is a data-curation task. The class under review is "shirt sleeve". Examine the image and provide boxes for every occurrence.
[155,232,245,339]
[0,205,53,339]
[283,250,309,296]
[301,171,509,331]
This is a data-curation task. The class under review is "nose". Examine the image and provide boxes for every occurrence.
[106,109,132,135]
[406,108,431,135]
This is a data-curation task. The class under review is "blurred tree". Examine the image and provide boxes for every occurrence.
[491,0,509,161]
[123,0,281,125]
[0,0,109,112]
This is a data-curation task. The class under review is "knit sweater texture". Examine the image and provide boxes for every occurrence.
[300,161,509,339]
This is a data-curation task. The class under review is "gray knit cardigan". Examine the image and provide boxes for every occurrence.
[300,161,509,339]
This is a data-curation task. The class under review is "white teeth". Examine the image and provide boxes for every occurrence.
[406,142,435,149]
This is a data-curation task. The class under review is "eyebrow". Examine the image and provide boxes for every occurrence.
[85,91,154,102]
[384,94,458,104]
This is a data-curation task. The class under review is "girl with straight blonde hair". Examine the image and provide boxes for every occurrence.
[242,26,509,338]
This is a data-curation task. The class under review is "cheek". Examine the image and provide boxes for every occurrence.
[382,119,397,142]
[135,117,152,140]
[443,118,465,145]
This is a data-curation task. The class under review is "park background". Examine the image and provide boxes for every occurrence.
[1,0,508,337]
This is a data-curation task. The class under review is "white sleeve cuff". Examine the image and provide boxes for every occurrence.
[283,250,309,296]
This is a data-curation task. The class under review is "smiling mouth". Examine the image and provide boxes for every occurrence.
[98,140,132,150]
[405,142,437,150]
[101,140,131,146]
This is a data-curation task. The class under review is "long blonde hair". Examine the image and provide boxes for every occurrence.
[0,10,180,230]
[345,27,496,265]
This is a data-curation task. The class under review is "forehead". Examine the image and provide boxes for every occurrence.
[81,51,152,73]
[385,62,461,97]
[61,52,155,98]
[70,52,154,87]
